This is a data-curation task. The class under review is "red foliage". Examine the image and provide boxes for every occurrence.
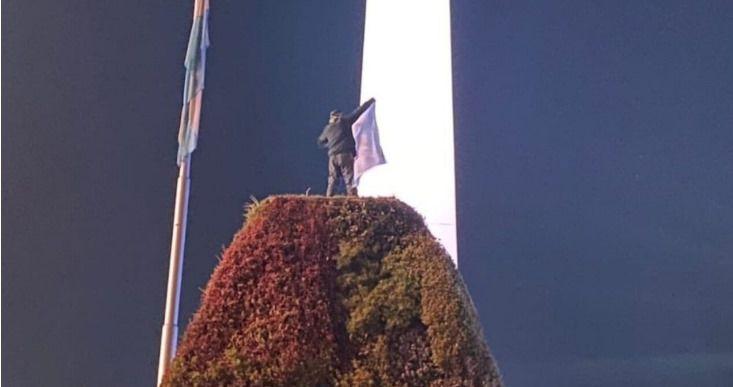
[166,198,344,385]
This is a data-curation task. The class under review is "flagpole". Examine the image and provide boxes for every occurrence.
[158,0,206,384]
[157,155,191,385]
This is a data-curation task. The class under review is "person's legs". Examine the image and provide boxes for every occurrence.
[340,153,358,196]
[326,155,340,197]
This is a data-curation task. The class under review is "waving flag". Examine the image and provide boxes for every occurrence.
[351,101,386,184]
[177,0,210,165]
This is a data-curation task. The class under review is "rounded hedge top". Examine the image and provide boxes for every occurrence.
[163,196,501,386]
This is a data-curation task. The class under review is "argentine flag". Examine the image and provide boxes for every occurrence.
[177,0,210,165]
[351,101,386,185]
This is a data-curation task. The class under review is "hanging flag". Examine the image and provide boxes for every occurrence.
[177,0,210,165]
[351,101,386,184]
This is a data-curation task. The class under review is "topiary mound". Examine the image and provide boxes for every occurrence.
[163,196,502,386]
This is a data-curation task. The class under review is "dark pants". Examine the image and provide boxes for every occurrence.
[327,153,357,197]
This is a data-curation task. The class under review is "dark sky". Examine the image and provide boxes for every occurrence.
[3,1,732,386]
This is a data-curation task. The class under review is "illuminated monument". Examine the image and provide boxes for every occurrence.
[358,0,458,262]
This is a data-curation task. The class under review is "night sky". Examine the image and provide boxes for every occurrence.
[3,1,733,386]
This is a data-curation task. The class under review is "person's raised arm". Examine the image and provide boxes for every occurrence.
[343,97,376,124]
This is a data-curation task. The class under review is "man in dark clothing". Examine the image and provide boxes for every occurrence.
[318,97,376,196]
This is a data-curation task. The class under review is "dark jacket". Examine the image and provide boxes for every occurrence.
[318,98,375,156]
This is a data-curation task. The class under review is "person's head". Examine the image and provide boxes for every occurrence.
[329,110,342,123]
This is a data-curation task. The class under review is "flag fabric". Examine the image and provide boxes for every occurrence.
[351,101,386,184]
[177,0,210,165]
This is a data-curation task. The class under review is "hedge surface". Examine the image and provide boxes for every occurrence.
[163,196,502,386]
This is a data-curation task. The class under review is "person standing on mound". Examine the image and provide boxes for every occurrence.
[318,97,375,196]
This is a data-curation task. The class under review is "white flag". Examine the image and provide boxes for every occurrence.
[351,102,386,185]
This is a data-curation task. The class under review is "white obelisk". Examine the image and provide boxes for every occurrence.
[358,0,458,263]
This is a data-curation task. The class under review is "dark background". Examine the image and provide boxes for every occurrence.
[3,1,732,386]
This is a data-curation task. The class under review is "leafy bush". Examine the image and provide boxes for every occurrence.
[163,196,501,386]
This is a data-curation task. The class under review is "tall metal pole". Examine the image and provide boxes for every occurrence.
[157,156,191,385]
[157,0,208,382]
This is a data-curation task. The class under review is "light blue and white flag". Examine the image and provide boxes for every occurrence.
[177,0,210,165]
[351,101,386,184]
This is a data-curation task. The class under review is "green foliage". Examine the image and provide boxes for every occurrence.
[162,196,502,386]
